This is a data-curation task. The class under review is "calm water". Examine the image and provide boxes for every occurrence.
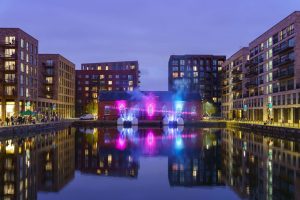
[0,126,299,200]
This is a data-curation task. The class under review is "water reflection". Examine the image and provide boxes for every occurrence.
[0,128,75,200]
[0,126,299,199]
[75,127,222,185]
[221,129,300,200]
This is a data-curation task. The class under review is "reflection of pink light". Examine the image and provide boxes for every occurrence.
[116,137,126,150]
[146,132,155,146]
[147,104,154,117]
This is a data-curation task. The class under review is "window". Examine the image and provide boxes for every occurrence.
[46,77,53,84]
[128,81,133,86]
[108,81,112,85]
[193,66,197,71]
[180,60,185,65]
[20,63,24,72]
[98,66,102,70]
[20,39,24,48]
[5,86,15,96]
[100,75,105,79]
[105,66,109,70]
[172,72,178,78]
[5,61,15,71]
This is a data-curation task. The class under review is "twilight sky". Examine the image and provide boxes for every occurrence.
[0,0,299,90]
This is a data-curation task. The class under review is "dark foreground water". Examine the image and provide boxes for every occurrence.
[0,126,299,200]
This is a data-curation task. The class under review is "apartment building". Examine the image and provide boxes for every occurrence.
[75,61,140,116]
[221,48,249,119]
[38,54,76,118]
[168,55,225,116]
[222,11,300,123]
[0,28,38,120]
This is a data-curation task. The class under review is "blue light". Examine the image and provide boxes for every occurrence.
[175,136,184,150]
[175,101,184,112]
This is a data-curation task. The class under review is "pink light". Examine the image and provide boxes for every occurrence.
[116,137,126,150]
[147,104,154,117]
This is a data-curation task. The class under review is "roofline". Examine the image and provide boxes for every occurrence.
[249,11,300,46]
[81,60,139,66]
[38,53,75,66]
[169,54,226,58]
[0,28,39,42]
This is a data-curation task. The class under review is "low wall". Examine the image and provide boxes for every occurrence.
[0,120,74,138]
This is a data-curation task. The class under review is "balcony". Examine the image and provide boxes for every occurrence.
[243,93,249,98]
[245,70,258,78]
[232,85,242,91]
[245,60,258,68]
[0,54,17,60]
[273,58,294,68]
[245,81,258,88]
[0,40,17,47]
[273,44,294,56]
[232,77,242,84]
[273,69,294,80]
[4,79,17,84]
[232,68,242,75]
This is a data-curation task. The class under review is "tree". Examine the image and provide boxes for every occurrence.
[85,102,98,116]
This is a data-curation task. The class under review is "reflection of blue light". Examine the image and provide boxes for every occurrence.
[175,137,184,150]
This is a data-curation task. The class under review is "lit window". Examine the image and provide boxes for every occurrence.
[46,77,53,84]
[108,81,112,85]
[108,87,112,91]
[105,66,109,70]
[100,75,105,79]
[128,81,133,86]
[85,87,89,91]
[193,66,197,71]
[180,72,184,77]
[172,72,178,78]
[98,66,102,70]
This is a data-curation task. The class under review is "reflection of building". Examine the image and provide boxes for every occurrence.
[98,91,202,120]
[0,28,39,120]
[168,129,223,186]
[37,54,76,118]
[37,128,75,192]
[75,128,139,178]
[0,138,37,200]
[75,61,140,116]
[222,129,300,200]
[0,127,75,199]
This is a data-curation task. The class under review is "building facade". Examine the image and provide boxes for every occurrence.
[38,54,76,118]
[0,28,38,120]
[98,91,203,121]
[168,55,225,116]
[75,61,140,117]
[221,47,249,120]
[222,11,300,123]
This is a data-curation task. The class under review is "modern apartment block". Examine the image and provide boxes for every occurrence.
[222,11,300,123]
[0,28,39,120]
[38,54,76,118]
[168,55,225,116]
[75,61,140,116]
[221,48,249,119]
